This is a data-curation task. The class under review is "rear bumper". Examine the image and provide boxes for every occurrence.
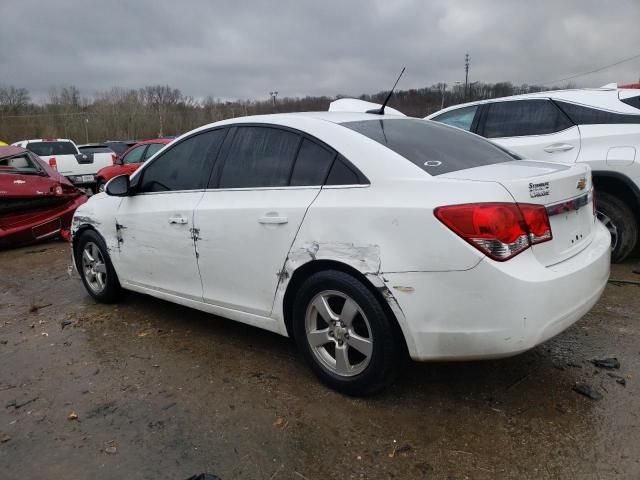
[0,195,87,248]
[384,221,611,361]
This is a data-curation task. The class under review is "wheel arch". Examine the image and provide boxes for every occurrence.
[280,258,411,359]
[592,171,640,219]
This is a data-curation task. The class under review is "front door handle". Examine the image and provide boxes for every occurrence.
[168,216,188,225]
[544,143,574,153]
[259,213,288,225]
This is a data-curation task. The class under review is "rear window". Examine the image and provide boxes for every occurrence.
[555,101,640,125]
[0,154,41,174]
[341,118,517,176]
[78,146,113,154]
[26,141,77,156]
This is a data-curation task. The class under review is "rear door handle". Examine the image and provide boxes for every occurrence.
[168,216,188,225]
[259,214,288,225]
[544,143,574,153]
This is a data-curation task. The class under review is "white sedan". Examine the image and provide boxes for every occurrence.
[71,112,611,395]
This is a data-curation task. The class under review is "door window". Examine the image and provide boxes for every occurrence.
[482,100,573,138]
[217,126,300,188]
[122,145,147,164]
[431,105,478,131]
[290,139,336,186]
[139,129,226,192]
[143,142,165,160]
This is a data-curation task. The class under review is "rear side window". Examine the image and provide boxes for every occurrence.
[290,139,335,186]
[218,127,300,188]
[555,101,640,125]
[621,96,640,110]
[139,129,226,192]
[482,100,573,138]
[431,105,478,131]
[325,156,360,185]
[26,141,77,156]
[341,118,516,176]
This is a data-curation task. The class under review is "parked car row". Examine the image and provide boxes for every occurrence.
[1,137,172,247]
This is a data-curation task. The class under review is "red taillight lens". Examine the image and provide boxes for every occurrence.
[435,203,552,261]
[48,157,57,170]
[112,154,117,165]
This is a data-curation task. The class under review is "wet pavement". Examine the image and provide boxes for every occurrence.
[0,241,639,479]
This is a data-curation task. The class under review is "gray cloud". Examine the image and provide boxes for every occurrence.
[1,0,639,102]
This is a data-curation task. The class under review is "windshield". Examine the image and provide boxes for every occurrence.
[0,154,43,175]
[26,141,77,156]
[341,118,518,176]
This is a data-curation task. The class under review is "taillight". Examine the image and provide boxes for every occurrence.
[49,157,57,170]
[434,203,552,261]
[53,184,63,196]
[112,154,117,165]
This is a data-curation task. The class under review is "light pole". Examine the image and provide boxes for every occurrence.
[269,91,278,110]
[464,53,470,101]
[84,117,89,143]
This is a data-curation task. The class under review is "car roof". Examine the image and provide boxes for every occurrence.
[428,85,640,117]
[18,138,73,143]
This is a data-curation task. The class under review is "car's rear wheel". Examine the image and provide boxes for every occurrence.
[76,230,123,303]
[292,270,401,395]
[596,191,638,263]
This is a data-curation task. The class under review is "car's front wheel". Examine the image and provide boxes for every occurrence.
[292,270,402,395]
[75,230,123,303]
[596,191,638,263]
[96,179,106,193]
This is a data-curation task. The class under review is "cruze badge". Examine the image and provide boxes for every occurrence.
[576,177,587,190]
[529,181,550,198]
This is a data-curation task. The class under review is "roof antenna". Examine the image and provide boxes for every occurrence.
[366,67,406,115]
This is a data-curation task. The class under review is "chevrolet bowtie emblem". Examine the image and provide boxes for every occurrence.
[576,177,587,190]
[13,179,26,184]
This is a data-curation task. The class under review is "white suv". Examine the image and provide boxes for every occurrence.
[427,84,640,262]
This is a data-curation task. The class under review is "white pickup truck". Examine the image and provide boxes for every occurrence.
[11,138,113,191]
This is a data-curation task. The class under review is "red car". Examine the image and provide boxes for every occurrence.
[95,139,171,192]
[0,146,87,248]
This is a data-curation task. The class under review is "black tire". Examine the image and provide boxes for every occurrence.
[292,270,401,396]
[75,229,123,303]
[596,191,638,263]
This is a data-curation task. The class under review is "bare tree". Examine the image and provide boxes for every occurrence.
[0,85,31,114]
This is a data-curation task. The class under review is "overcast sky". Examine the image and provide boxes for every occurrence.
[1,0,639,102]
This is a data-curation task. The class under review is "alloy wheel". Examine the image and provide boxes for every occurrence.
[596,210,618,252]
[81,241,108,293]
[305,290,373,377]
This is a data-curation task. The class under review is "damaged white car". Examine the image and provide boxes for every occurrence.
[71,112,611,395]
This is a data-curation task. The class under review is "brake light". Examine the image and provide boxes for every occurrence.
[48,157,57,170]
[434,203,552,261]
[112,154,117,165]
[619,83,640,89]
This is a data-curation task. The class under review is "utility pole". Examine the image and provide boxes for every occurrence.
[464,53,470,102]
[269,91,278,111]
[84,117,89,144]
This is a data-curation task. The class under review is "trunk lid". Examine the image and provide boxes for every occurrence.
[441,160,596,266]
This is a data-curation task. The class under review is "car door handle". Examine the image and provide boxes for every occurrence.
[168,216,188,225]
[544,143,574,153]
[259,214,288,225]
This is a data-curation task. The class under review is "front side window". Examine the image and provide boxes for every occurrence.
[139,129,226,192]
[218,126,300,188]
[122,145,146,164]
[26,141,77,156]
[144,143,165,160]
[482,100,573,138]
[431,105,478,131]
[342,118,516,176]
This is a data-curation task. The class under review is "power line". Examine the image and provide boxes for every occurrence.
[537,51,640,86]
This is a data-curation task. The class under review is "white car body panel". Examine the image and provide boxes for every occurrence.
[328,98,406,116]
[73,112,610,362]
[491,125,581,163]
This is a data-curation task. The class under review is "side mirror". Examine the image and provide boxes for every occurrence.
[105,174,131,196]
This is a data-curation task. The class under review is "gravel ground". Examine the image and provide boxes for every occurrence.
[0,240,639,479]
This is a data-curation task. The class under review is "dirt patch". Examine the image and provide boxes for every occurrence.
[1,241,639,479]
